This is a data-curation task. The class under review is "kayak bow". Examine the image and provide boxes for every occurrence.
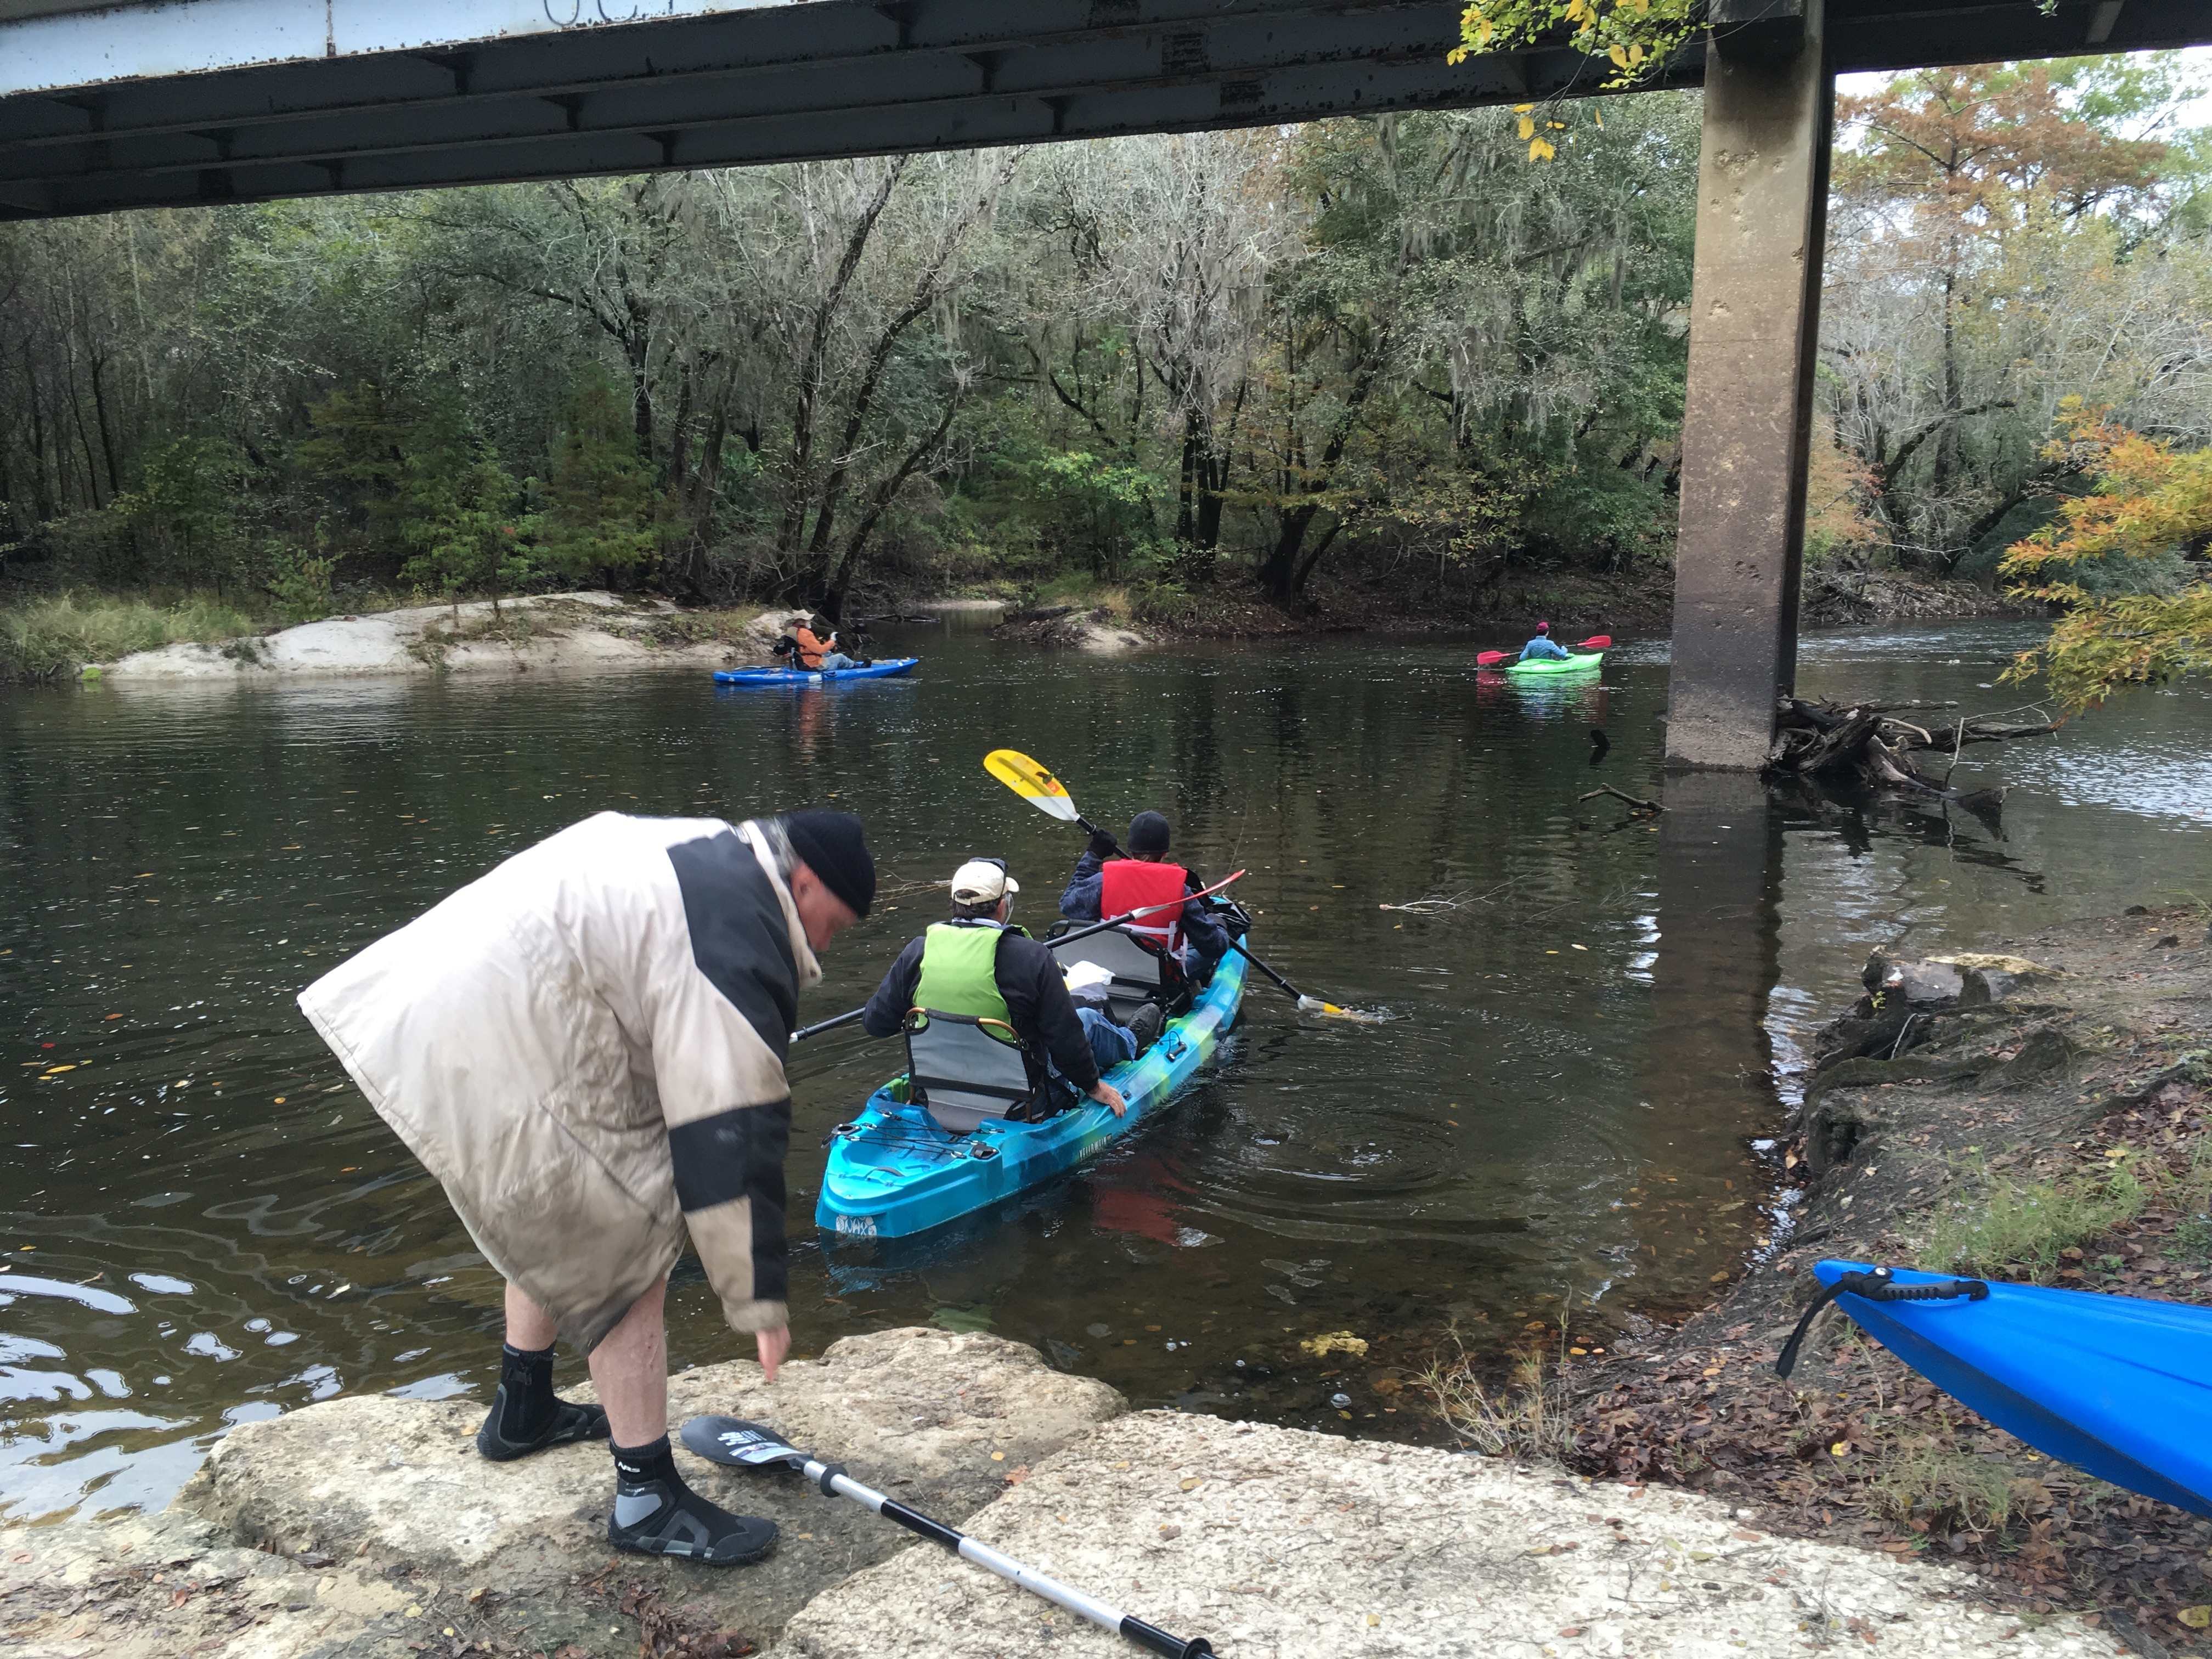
[1793,1260,2212,1516]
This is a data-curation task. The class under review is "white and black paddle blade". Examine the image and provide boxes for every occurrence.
[681,1415,806,1470]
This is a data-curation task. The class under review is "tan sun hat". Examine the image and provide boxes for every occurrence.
[950,858,1019,905]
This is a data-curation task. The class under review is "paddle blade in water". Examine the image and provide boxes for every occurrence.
[985,748,1081,822]
[1475,651,1509,667]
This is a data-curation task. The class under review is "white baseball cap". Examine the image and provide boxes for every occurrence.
[950,858,1020,904]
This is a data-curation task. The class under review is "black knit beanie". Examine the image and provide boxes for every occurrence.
[1127,810,1172,856]
[783,810,875,918]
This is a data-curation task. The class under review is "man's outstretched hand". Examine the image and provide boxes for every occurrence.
[1088,1080,1127,1118]
[756,1325,791,1383]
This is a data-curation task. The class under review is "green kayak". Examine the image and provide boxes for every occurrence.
[1502,650,1605,676]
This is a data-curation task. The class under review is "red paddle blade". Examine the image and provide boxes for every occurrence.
[1475,650,1509,666]
[1576,635,1612,650]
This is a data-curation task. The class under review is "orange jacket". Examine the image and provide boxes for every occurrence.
[793,625,833,669]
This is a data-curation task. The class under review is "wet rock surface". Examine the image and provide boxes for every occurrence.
[782,1412,2125,1658]
[0,1328,1119,1659]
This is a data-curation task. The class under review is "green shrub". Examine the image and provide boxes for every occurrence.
[268,531,337,624]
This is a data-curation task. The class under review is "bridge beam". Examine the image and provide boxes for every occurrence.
[1664,0,1833,772]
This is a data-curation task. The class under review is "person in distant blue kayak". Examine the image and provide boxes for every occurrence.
[1060,810,1237,984]
[1519,622,1572,662]
[793,617,863,671]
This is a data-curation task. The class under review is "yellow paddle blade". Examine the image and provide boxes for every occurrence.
[984,748,1081,823]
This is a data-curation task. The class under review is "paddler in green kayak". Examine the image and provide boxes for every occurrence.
[1519,621,1572,662]
[860,858,1154,1116]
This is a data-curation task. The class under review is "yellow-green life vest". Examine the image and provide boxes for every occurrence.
[912,921,1029,1040]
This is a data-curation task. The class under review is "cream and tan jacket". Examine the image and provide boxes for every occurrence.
[298,812,818,1351]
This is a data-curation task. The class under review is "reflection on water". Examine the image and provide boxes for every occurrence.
[2,616,2207,1521]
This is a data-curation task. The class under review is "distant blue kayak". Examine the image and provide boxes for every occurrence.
[1809,1260,2212,1516]
[816,947,1247,1240]
[713,657,919,687]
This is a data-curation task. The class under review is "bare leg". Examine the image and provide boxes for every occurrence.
[585,1276,669,1449]
[504,1282,558,1352]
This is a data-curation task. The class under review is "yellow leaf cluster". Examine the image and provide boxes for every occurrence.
[2000,405,2212,711]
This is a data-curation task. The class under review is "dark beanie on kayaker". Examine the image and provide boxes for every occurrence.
[1127,810,1172,856]
[784,809,875,918]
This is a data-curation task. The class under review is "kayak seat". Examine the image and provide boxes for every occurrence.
[904,1009,1043,1135]
[1048,926,1173,1023]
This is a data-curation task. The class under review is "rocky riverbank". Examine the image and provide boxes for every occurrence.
[3,1325,2140,1659]
[1568,904,2212,1655]
[91,595,805,681]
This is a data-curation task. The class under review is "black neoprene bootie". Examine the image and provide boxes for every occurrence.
[475,1342,610,1462]
[608,1437,778,1565]
[1125,1002,1165,1049]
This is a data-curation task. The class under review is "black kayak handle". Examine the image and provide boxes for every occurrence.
[1775,1266,1988,1379]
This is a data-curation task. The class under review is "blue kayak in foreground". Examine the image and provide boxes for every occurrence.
[713,657,919,686]
[1810,1260,2212,1516]
[816,948,1247,1240]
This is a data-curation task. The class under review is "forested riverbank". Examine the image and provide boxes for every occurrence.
[3,55,2207,679]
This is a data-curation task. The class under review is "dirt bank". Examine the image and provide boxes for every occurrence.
[94,595,804,680]
[1568,905,2212,1655]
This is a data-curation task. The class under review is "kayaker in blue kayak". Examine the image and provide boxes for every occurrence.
[1059,810,1237,985]
[1519,621,1572,662]
[789,617,865,670]
[860,858,1153,1116]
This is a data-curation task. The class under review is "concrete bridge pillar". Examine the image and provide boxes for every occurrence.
[1664,0,1834,770]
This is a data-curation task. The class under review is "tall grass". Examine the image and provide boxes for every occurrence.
[0,591,259,678]
[1916,1156,2147,1280]
[1420,1331,1576,1463]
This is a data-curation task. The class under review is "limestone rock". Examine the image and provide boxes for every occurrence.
[0,1506,413,1659]
[168,1327,1120,1653]
[992,607,1148,654]
[782,1412,2127,1659]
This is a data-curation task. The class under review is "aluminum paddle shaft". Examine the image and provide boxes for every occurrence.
[800,1457,1211,1658]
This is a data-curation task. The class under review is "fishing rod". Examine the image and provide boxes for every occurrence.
[681,1416,1212,1658]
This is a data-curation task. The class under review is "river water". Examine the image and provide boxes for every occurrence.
[3,616,2208,1523]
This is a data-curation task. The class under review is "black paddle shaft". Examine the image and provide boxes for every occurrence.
[791,1006,868,1043]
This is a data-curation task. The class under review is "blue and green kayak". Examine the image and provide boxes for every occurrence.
[815,948,1248,1239]
[714,657,919,687]
[1502,650,1604,677]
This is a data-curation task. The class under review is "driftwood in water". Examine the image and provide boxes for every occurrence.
[1579,784,1665,814]
[1767,696,2059,810]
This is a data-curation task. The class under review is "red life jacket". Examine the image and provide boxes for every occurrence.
[1099,859,1189,955]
